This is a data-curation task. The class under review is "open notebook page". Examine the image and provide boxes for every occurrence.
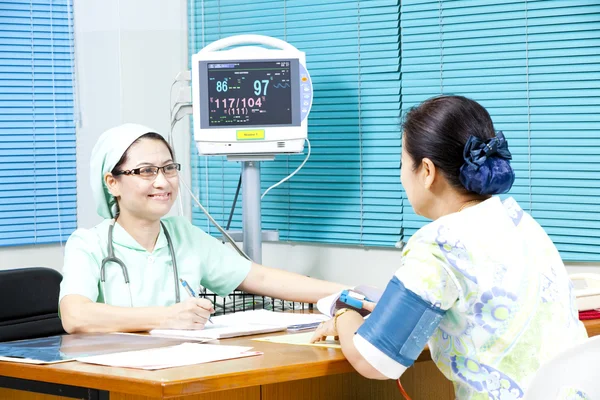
[150,310,329,340]
[150,322,286,340]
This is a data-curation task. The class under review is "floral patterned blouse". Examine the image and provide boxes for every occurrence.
[397,197,587,399]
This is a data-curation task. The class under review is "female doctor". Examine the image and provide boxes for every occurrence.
[59,123,346,334]
[310,96,587,399]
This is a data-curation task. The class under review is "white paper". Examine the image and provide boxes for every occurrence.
[115,332,214,343]
[75,343,261,370]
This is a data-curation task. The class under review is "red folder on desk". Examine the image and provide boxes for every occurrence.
[579,309,600,320]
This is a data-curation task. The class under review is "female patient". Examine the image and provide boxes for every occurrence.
[59,123,346,333]
[312,96,587,399]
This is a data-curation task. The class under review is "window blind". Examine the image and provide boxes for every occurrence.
[190,0,599,261]
[189,0,403,246]
[401,0,600,261]
[0,0,77,246]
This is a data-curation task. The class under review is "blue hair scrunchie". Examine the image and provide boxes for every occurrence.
[459,131,516,195]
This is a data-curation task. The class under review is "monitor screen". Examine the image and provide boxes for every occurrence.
[206,61,293,127]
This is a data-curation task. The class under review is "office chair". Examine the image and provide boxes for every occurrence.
[524,335,600,399]
[0,267,65,342]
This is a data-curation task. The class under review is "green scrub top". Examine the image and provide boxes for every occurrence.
[59,216,251,307]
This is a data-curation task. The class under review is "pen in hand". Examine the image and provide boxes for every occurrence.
[179,278,213,324]
[198,286,214,324]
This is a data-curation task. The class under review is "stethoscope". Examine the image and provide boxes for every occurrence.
[100,220,181,307]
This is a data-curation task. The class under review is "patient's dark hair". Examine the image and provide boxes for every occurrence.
[401,95,496,191]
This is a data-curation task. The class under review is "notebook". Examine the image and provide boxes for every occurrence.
[149,310,328,340]
[150,322,286,340]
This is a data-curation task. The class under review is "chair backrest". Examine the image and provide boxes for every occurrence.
[524,335,600,399]
[0,267,65,342]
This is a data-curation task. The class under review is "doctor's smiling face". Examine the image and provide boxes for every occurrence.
[105,133,179,222]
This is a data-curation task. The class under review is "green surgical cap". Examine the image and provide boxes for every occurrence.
[90,123,156,219]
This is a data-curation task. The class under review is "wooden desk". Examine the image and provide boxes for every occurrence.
[583,318,600,337]
[0,319,598,400]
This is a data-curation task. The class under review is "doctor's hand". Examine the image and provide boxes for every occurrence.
[160,298,214,330]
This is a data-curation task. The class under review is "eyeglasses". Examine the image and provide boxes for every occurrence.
[113,163,181,179]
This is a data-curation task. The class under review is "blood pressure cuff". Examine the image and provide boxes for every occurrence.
[355,276,445,374]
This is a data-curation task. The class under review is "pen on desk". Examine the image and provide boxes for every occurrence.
[179,278,213,324]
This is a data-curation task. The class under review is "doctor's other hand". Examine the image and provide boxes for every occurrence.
[160,298,214,330]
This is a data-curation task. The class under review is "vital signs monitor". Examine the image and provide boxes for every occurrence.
[191,35,313,156]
